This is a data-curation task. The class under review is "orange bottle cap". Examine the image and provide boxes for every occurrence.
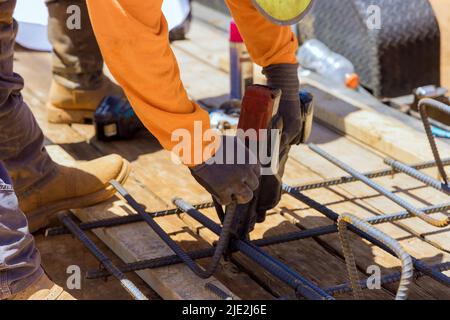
[345,73,360,89]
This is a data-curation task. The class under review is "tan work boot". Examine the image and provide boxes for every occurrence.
[10,274,75,300]
[47,77,124,124]
[18,154,131,232]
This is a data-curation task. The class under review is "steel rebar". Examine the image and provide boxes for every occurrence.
[110,180,231,279]
[419,98,450,184]
[309,143,450,228]
[57,212,148,300]
[86,224,339,279]
[205,283,233,300]
[326,262,450,296]
[45,158,450,237]
[338,214,413,300]
[384,157,450,194]
[366,202,450,224]
[45,202,215,236]
[291,157,450,192]
[283,185,450,287]
[174,198,334,300]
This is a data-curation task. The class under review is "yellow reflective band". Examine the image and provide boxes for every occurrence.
[253,0,314,25]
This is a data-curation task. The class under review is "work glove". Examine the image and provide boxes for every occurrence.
[263,64,303,147]
[256,64,303,220]
[190,135,261,206]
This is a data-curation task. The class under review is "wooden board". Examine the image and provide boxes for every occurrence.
[13,49,260,300]
[176,11,450,164]
[430,0,450,90]
[12,5,450,300]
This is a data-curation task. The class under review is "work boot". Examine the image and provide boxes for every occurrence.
[47,77,123,124]
[18,154,131,232]
[10,274,75,300]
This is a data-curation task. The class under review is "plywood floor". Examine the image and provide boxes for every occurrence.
[12,9,450,300]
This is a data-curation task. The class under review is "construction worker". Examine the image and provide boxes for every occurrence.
[0,0,130,300]
[45,0,193,124]
[85,0,307,214]
[45,0,123,124]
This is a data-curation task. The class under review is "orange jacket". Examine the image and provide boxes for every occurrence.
[86,0,297,166]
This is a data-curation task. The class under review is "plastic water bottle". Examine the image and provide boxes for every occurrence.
[298,39,360,89]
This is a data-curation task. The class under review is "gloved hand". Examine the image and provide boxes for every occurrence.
[263,64,303,147]
[190,135,261,206]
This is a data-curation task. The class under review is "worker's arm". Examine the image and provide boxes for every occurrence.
[86,0,260,205]
[225,0,298,67]
[86,0,210,166]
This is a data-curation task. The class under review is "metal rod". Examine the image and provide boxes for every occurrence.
[235,240,333,300]
[57,212,148,300]
[384,157,450,194]
[86,247,216,279]
[110,180,230,279]
[205,283,233,300]
[338,214,413,300]
[45,202,215,236]
[45,158,450,236]
[173,198,334,300]
[309,143,450,228]
[366,202,450,224]
[283,185,450,287]
[86,224,339,279]
[85,196,450,283]
[291,158,450,192]
[419,98,450,184]
[326,262,450,296]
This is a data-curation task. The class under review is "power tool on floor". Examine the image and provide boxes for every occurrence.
[94,96,144,142]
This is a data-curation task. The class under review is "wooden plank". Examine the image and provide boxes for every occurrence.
[282,124,450,299]
[46,145,242,300]
[14,13,450,300]
[430,0,450,89]
[14,48,255,300]
[289,124,450,251]
[175,16,450,165]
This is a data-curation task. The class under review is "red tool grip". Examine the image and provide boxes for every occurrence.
[238,85,281,136]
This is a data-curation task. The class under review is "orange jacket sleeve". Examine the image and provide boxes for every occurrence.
[86,0,211,166]
[85,0,298,166]
[225,0,298,67]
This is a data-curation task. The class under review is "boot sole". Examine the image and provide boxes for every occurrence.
[26,159,132,233]
[47,103,94,124]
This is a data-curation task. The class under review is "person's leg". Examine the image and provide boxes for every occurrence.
[225,0,302,218]
[45,0,122,124]
[0,160,43,300]
[0,0,130,233]
[0,0,56,195]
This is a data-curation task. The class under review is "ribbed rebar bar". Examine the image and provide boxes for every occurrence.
[291,157,450,192]
[45,157,450,237]
[205,283,233,300]
[338,214,413,300]
[86,224,339,279]
[326,262,450,296]
[384,158,450,194]
[173,198,333,300]
[110,180,232,279]
[309,143,450,228]
[337,217,364,300]
[283,185,450,288]
[57,213,148,300]
[419,98,450,184]
[366,203,450,224]
[45,202,215,236]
